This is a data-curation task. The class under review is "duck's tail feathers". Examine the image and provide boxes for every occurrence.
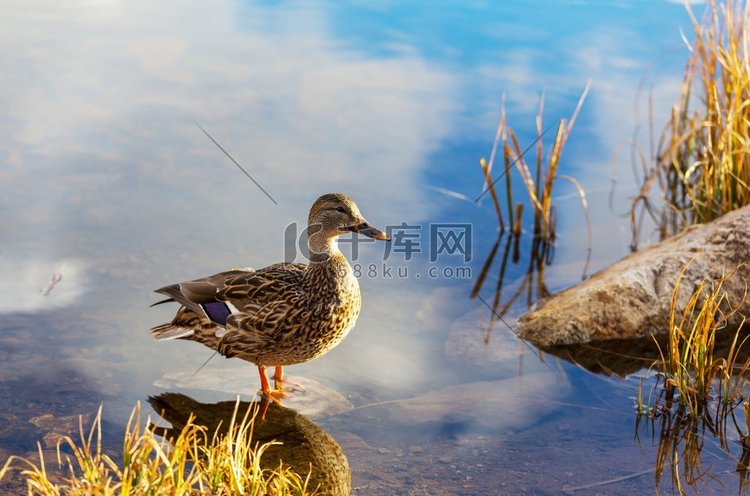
[154,283,204,315]
[150,297,175,307]
[151,323,195,341]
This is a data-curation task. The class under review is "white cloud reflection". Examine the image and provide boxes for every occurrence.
[0,259,87,313]
[0,0,456,231]
[0,0,461,395]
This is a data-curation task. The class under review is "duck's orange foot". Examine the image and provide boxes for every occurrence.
[274,379,305,393]
[272,366,305,393]
[263,387,292,401]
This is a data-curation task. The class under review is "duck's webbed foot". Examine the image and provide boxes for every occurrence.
[265,388,292,401]
[257,365,300,403]
[257,365,280,402]
[272,366,305,393]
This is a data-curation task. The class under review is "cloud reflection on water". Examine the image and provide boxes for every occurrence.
[0,0,457,233]
[0,0,468,401]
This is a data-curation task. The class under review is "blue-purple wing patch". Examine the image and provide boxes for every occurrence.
[201,301,231,326]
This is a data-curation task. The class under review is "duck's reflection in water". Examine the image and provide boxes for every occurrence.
[148,393,351,496]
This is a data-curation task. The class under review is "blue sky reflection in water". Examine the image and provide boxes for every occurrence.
[0,0,740,494]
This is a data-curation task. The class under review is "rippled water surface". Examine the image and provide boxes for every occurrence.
[1,1,741,494]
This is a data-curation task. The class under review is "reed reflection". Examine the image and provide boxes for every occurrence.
[149,393,351,496]
[634,389,750,495]
[470,231,553,343]
[542,322,750,493]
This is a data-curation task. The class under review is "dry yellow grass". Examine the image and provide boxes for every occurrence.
[649,266,747,417]
[634,267,748,494]
[0,401,313,495]
[471,86,591,339]
[632,0,750,246]
[479,86,590,245]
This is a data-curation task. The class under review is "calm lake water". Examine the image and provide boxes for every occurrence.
[1,1,742,494]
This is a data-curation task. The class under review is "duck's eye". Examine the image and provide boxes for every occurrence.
[335,206,347,214]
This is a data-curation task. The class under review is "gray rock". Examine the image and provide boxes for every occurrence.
[516,205,750,347]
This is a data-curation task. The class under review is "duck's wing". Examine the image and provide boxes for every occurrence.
[216,263,306,304]
[215,264,310,359]
[151,306,223,347]
[153,268,250,320]
[153,263,307,327]
[218,298,304,358]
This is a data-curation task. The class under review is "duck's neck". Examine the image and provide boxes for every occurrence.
[304,232,354,295]
[307,228,340,263]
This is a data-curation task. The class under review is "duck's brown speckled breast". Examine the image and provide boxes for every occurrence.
[255,254,362,366]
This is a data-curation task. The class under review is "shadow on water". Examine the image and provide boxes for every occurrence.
[148,393,351,496]
[542,330,750,377]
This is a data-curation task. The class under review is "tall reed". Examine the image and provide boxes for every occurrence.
[631,0,750,247]
[471,86,591,337]
[480,86,590,245]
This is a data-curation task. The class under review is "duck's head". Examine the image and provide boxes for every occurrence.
[308,193,390,251]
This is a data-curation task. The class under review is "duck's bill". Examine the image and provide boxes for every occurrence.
[340,222,390,241]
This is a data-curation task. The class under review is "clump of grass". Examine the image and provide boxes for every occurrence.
[631,0,750,247]
[0,401,312,495]
[652,266,747,417]
[471,86,591,340]
[634,266,748,494]
[479,86,591,246]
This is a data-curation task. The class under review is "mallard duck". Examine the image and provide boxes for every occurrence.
[151,193,390,399]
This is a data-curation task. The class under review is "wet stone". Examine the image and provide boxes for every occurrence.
[517,205,750,346]
[154,368,354,417]
[30,413,91,449]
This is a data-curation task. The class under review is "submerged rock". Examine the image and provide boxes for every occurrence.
[30,413,92,449]
[154,368,353,417]
[516,205,750,347]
